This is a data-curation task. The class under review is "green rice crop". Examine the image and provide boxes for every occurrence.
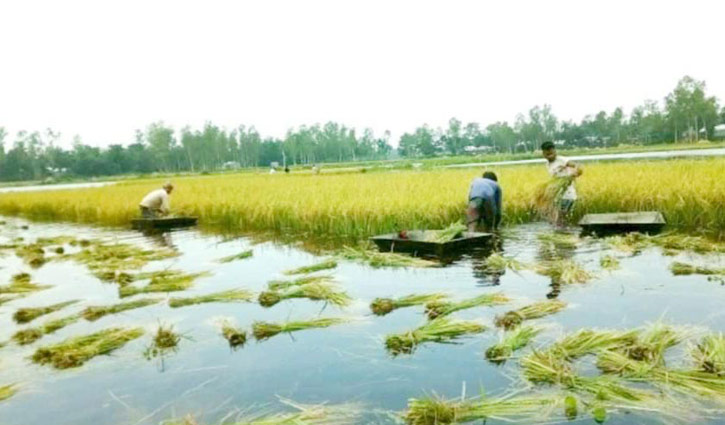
[670,261,725,276]
[283,260,338,275]
[691,334,725,374]
[535,259,594,284]
[495,300,567,330]
[169,289,253,308]
[32,327,144,369]
[252,318,347,341]
[12,314,81,345]
[13,300,78,324]
[267,275,334,291]
[217,249,254,263]
[338,246,437,268]
[385,317,485,356]
[370,293,447,316]
[485,325,541,363]
[119,271,209,297]
[0,385,15,402]
[424,293,509,319]
[82,298,161,321]
[258,282,351,308]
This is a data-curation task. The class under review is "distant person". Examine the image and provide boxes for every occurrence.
[467,171,502,232]
[541,141,582,224]
[139,182,173,219]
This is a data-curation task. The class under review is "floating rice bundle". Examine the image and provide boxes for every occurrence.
[144,324,181,359]
[69,241,178,278]
[424,293,509,320]
[32,327,144,369]
[670,261,725,276]
[252,318,346,341]
[267,275,335,291]
[371,293,447,316]
[495,300,567,330]
[219,320,247,348]
[600,255,620,271]
[211,399,359,425]
[537,232,580,250]
[0,295,19,305]
[691,334,725,374]
[547,329,639,361]
[485,325,541,363]
[36,236,77,246]
[405,393,559,425]
[258,282,351,308]
[0,385,15,402]
[480,253,527,274]
[12,314,81,345]
[13,300,79,324]
[652,233,725,254]
[338,246,437,268]
[425,222,467,243]
[283,259,338,275]
[169,289,253,308]
[385,317,485,356]
[604,233,652,255]
[0,273,50,294]
[15,243,46,267]
[624,322,689,364]
[119,271,209,297]
[217,249,253,263]
[535,259,594,284]
[82,298,161,321]
[533,177,574,221]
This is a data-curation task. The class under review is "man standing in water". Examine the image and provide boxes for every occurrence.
[139,182,174,218]
[466,171,502,232]
[541,141,583,224]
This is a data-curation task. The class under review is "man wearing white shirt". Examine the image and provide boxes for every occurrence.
[139,182,174,218]
[541,141,582,224]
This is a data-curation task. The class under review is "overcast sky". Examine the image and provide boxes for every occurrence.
[1,0,723,148]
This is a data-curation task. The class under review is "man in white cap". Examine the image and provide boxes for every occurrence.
[139,182,174,218]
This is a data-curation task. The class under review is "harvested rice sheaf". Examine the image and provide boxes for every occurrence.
[385,317,485,356]
[119,271,209,297]
[548,329,639,361]
[217,249,253,263]
[0,385,16,402]
[252,318,346,341]
[283,259,338,275]
[599,255,620,271]
[220,321,247,348]
[425,222,467,243]
[258,282,351,308]
[169,289,253,308]
[537,232,580,250]
[424,293,509,320]
[13,300,78,324]
[144,324,181,359]
[371,293,447,316]
[480,253,527,274]
[533,177,575,221]
[535,259,594,284]
[0,273,50,294]
[691,334,725,374]
[605,233,652,255]
[338,246,437,268]
[485,325,541,363]
[32,327,144,369]
[12,314,82,345]
[69,241,178,277]
[267,275,334,291]
[623,322,689,365]
[670,261,725,276]
[495,300,567,330]
[82,298,161,321]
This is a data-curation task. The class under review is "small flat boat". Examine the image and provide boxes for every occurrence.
[579,211,665,235]
[370,230,493,257]
[131,216,198,230]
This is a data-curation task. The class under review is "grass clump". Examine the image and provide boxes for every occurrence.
[258,282,351,308]
[424,293,509,320]
[169,289,253,308]
[119,271,209,297]
[495,300,567,330]
[12,314,82,345]
[670,261,725,276]
[480,253,527,274]
[425,222,466,243]
[385,317,485,356]
[32,327,144,369]
[338,246,437,268]
[0,385,16,402]
[283,259,338,275]
[485,325,541,363]
[267,275,334,291]
[13,300,78,324]
[217,249,253,263]
[0,273,50,294]
[219,320,247,348]
[535,259,594,284]
[82,298,161,321]
[371,293,447,316]
[600,255,620,271]
[252,318,346,341]
[144,324,181,359]
[691,334,725,374]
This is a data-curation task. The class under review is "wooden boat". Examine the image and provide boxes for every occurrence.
[131,216,198,230]
[370,230,493,257]
[579,211,665,235]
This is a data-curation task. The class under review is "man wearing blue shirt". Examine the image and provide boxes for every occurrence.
[467,171,502,232]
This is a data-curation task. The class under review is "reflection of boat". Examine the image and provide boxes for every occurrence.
[579,211,665,235]
[370,230,493,257]
[131,217,198,230]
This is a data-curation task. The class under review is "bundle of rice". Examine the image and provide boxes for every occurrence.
[495,300,567,330]
[425,293,509,319]
[385,317,485,356]
[370,293,447,316]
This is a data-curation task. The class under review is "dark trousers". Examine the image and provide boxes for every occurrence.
[139,206,156,219]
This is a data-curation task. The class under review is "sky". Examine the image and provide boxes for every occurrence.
[1,0,724,148]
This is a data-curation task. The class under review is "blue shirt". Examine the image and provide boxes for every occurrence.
[469,177,501,204]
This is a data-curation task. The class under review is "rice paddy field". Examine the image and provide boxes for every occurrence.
[0,157,724,424]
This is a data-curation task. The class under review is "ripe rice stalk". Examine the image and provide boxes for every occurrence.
[283,259,338,275]
[604,233,652,255]
[82,298,161,321]
[338,246,437,268]
[425,293,509,319]
[267,275,334,291]
[385,317,485,356]
[370,293,447,316]
[252,318,346,341]
[481,253,527,274]
[670,261,725,276]
[217,249,253,263]
[405,393,559,425]
[533,177,574,222]
[119,271,210,297]
[425,222,467,243]
[12,314,82,345]
[690,334,725,374]
[535,259,594,284]
[258,282,351,308]
[32,327,144,369]
[13,300,79,324]
[144,324,181,359]
[547,329,639,360]
[495,300,567,330]
[0,385,15,402]
[652,233,725,254]
[169,288,253,308]
[69,241,178,276]
[624,322,690,365]
[537,232,580,250]
[219,320,247,348]
[485,325,541,363]
[599,255,620,271]
[0,273,50,294]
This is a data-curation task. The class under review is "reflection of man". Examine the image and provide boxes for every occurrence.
[139,182,174,219]
[466,171,502,232]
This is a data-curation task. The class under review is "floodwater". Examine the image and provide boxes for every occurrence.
[0,217,724,424]
[0,182,114,194]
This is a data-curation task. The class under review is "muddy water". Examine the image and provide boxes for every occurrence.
[0,217,724,424]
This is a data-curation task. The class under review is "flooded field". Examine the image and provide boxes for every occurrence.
[0,217,724,424]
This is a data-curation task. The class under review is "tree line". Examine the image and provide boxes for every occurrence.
[0,76,723,182]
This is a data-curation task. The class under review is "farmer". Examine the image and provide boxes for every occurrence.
[467,171,502,232]
[541,141,583,224]
[139,182,174,219]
